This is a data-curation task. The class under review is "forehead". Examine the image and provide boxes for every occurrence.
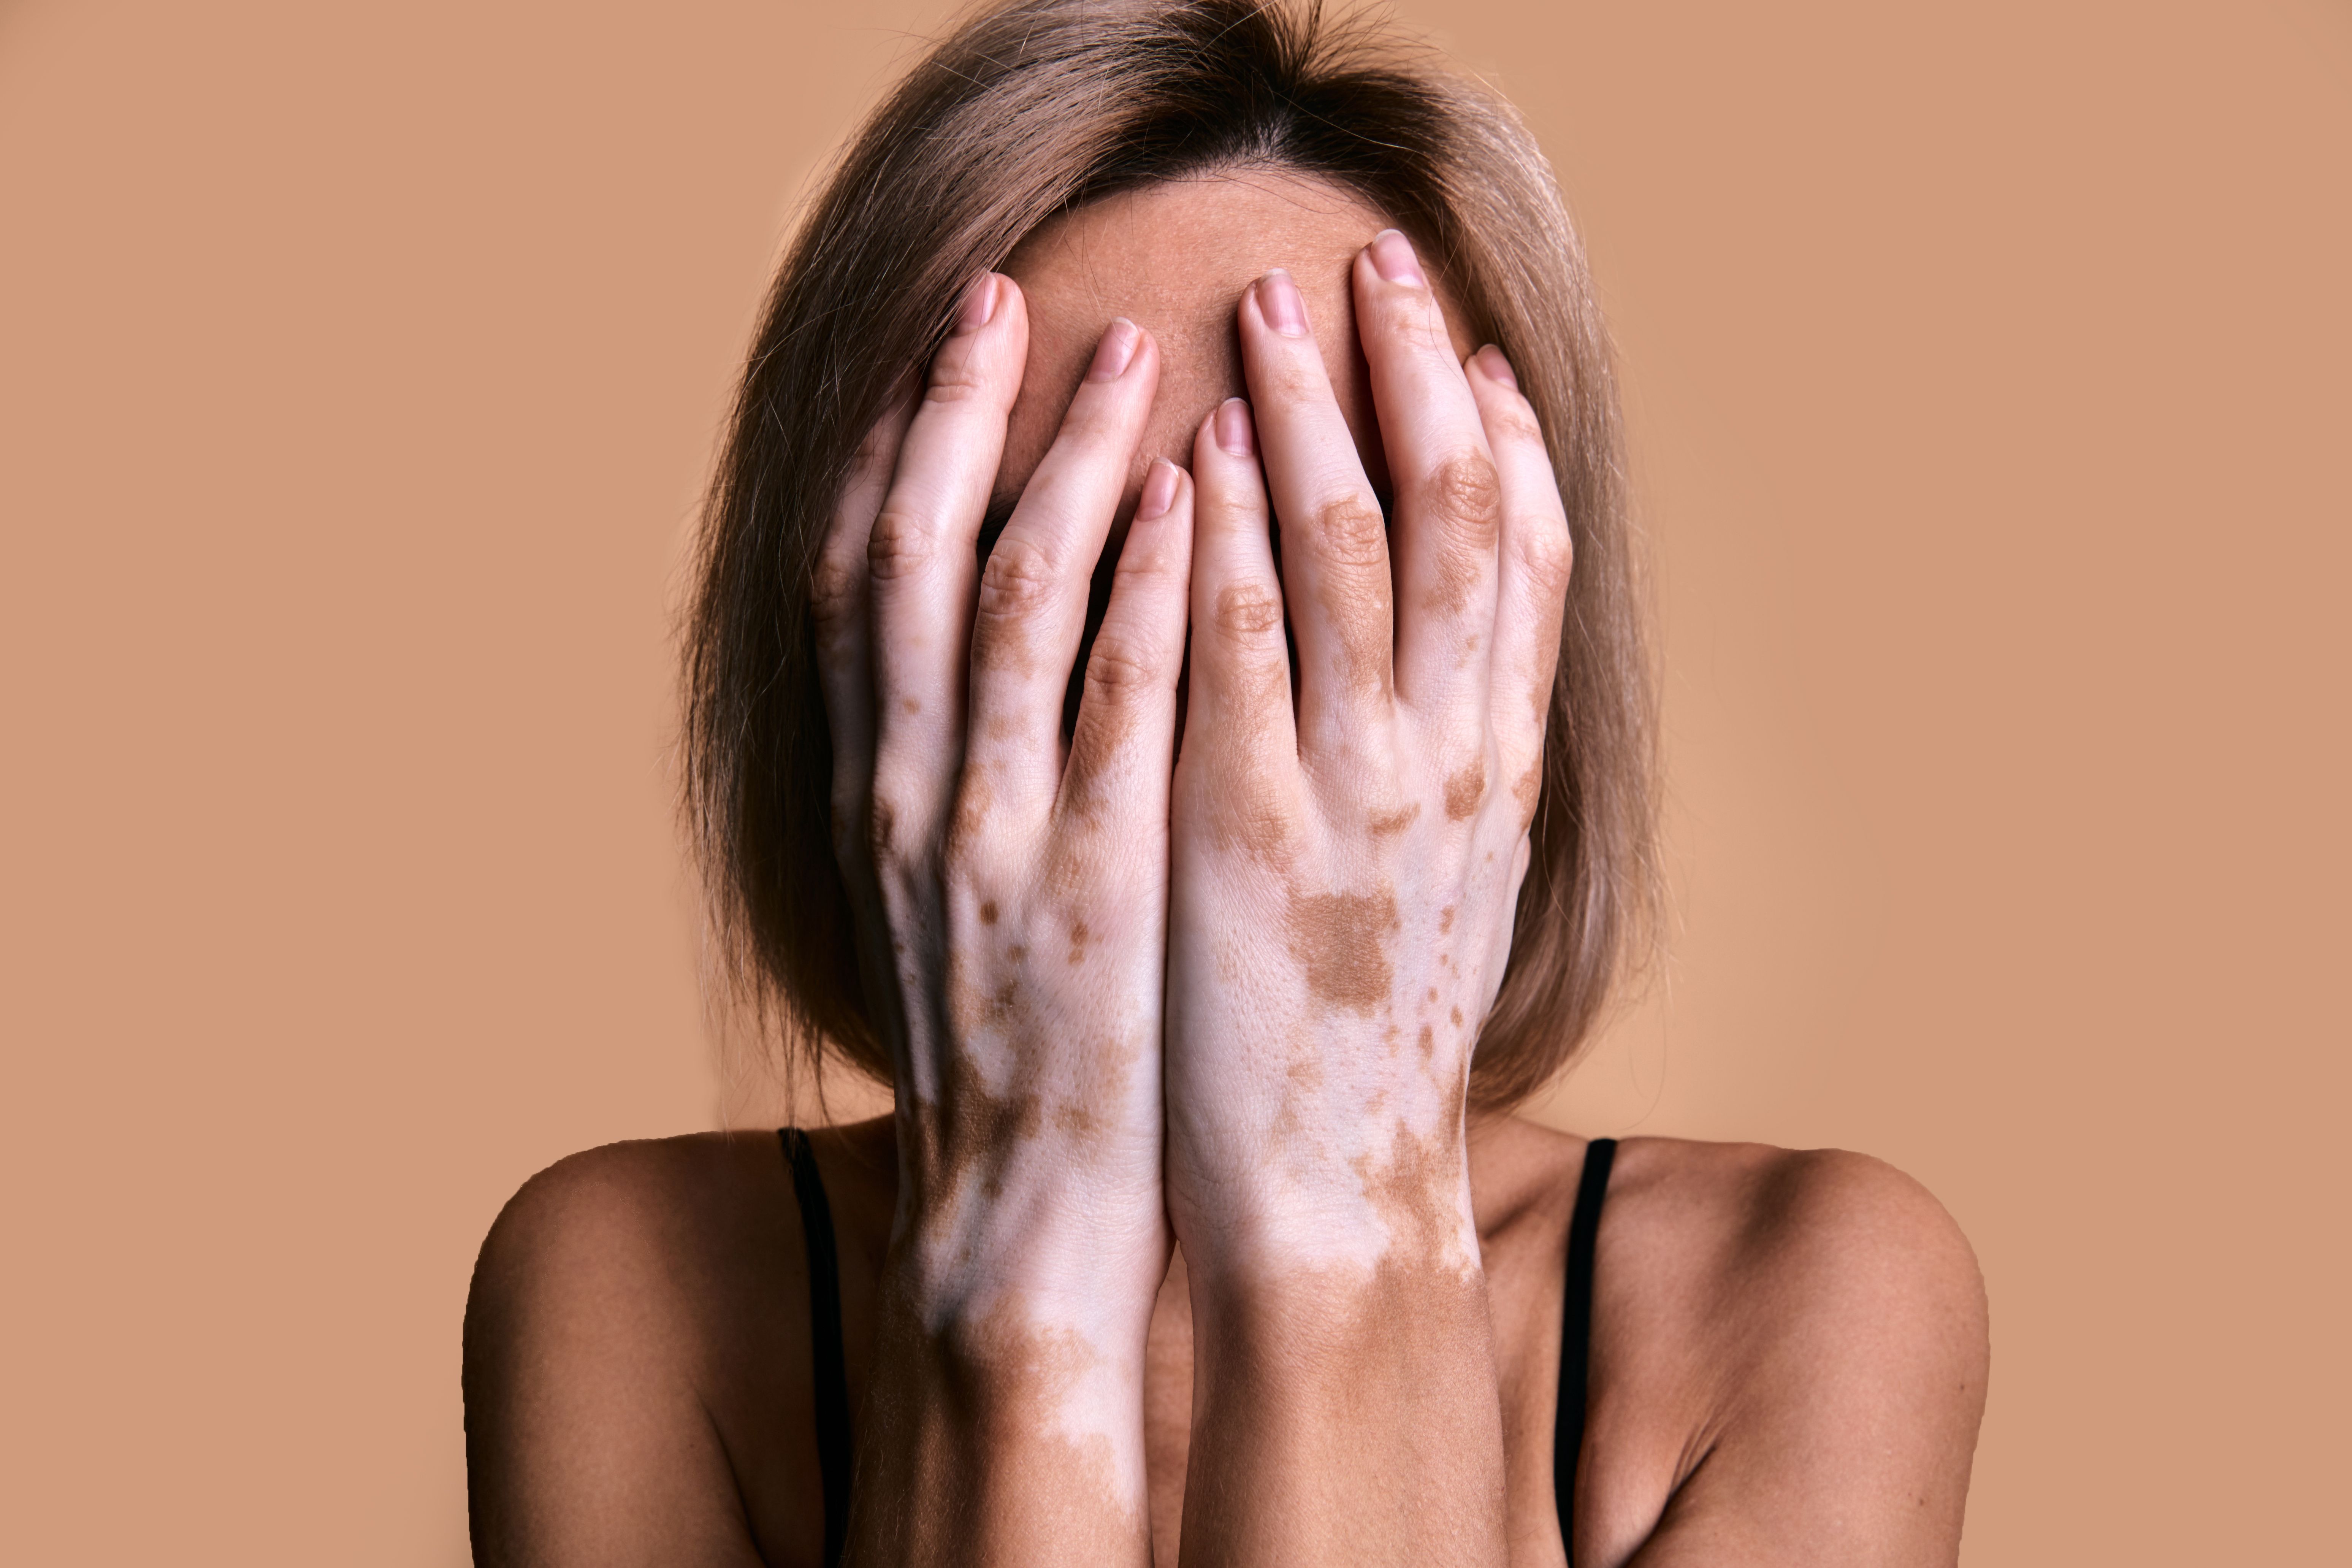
[994,171,1411,507]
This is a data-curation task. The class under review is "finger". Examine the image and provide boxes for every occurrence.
[964,318,1160,823]
[867,273,1029,854]
[1468,346,1574,831]
[815,383,916,870]
[1179,399,1303,866]
[1062,457,1193,830]
[1237,268,1395,756]
[1353,230,1502,723]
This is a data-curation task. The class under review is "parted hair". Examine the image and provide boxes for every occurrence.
[684,0,1656,1113]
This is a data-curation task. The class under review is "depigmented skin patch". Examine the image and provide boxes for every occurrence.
[1284,889,1399,1013]
[1444,757,1487,820]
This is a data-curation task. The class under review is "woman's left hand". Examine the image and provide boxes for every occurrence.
[1163,228,1576,1565]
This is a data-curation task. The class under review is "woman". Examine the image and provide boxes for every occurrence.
[463,2,1989,1563]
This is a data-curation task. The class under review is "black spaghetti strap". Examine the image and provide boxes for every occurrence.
[780,1129,853,1568]
[1554,1136,1617,1564]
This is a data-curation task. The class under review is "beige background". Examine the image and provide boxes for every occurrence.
[3,0,2345,1560]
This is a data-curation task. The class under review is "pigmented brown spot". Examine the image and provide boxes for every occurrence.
[1214,580,1284,637]
[1438,905,1455,934]
[1444,758,1486,820]
[903,696,921,715]
[1068,919,1089,965]
[1285,889,1398,1013]
[1418,453,1501,617]
[1369,802,1420,835]
[1309,495,1394,696]
[946,769,993,863]
[1417,1023,1434,1059]
[1351,1118,1469,1269]
[869,797,897,859]
[971,534,1052,677]
[1450,1005,1463,1029]
[1067,630,1151,813]
[980,900,999,925]
[1261,1029,1323,1160]
[1191,646,1301,867]
[1513,760,1543,830]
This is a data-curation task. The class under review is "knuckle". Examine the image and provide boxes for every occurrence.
[1423,452,1502,544]
[867,507,934,581]
[1519,515,1575,598]
[1311,493,1390,568]
[941,768,1000,872]
[864,790,906,865]
[1212,579,1285,641]
[1082,631,1158,699]
[811,545,864,630]
[922,348,993,407]
[975,534,1057,626]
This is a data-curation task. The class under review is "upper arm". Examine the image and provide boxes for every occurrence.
[1631,1151,1990,1568]
[463,1144,769,1568]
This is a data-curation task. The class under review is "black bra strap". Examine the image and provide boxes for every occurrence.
[780,1129,853,1568]
[1555,1136,1617,1563]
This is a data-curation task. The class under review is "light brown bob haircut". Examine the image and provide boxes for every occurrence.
[685,0,1656,1113]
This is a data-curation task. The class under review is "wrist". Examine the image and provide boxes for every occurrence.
[1171,1137,1482,1294]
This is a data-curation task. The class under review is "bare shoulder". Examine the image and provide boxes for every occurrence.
[462,1132,808,1567]
[1610,1135,1986,1333]
[466,1131,791,1358]
[1580,1134,1990,1567]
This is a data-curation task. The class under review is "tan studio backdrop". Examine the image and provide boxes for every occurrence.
[2,0,2346,1561]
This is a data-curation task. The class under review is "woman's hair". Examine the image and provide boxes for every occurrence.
[685,0,1656,1113]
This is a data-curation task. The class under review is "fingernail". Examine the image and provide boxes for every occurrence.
[956,273,1000,332]
[1368,229,1425,287]
[1257,270,1309,338]
[1088,317,1140,381]
[1476,344,1518,390]
[1215,397,1255,457]
[1136,457,1180,521]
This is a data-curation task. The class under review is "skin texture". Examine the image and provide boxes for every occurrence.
[463,174,1991,1567]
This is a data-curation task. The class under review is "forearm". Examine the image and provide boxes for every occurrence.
[846,1238,1160,1567]
[1173,1169,1511,1566]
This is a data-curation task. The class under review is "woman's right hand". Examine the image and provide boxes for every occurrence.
[811,273,1190,1562]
